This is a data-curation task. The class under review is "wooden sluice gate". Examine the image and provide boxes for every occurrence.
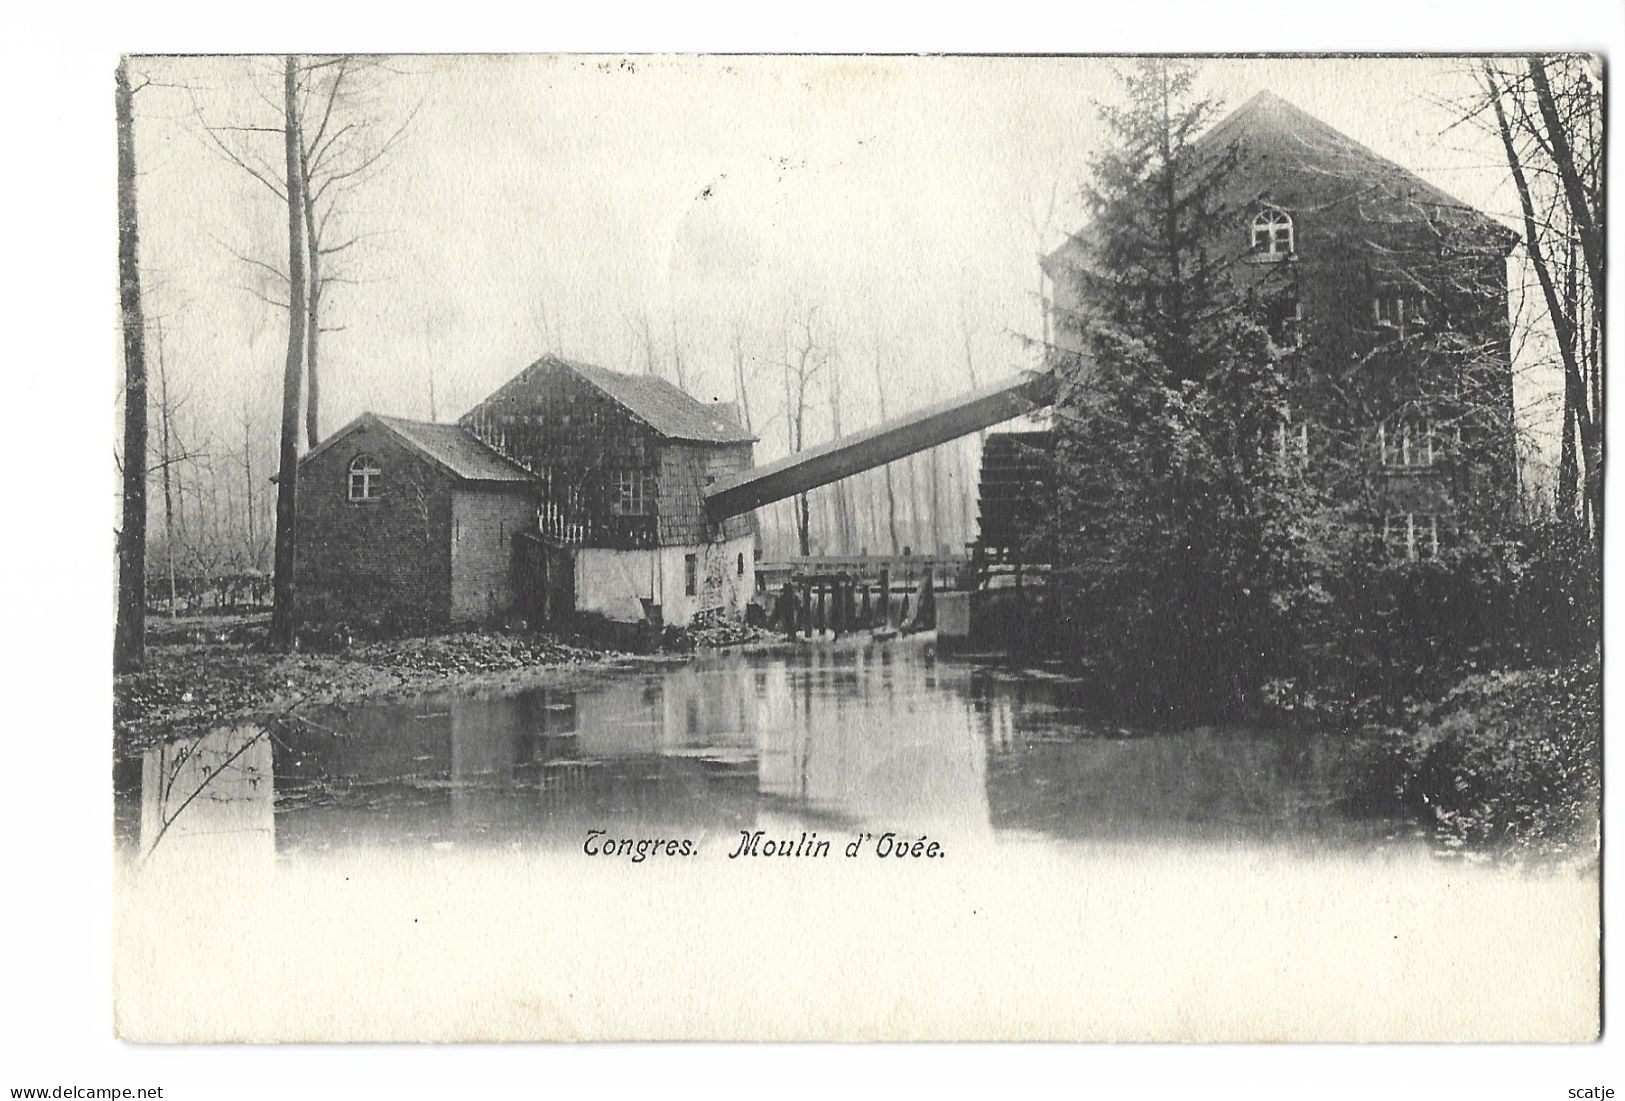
[766,566,938,640]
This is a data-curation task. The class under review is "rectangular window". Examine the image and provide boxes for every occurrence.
[1384,513,1441,561]
[1380,421,1436,469]
[612,470,654,516]
[1384,513,1410,559]
[684,553,698,597]
[1416,514,1440,560]
[1373,291,1430,336]
[1267,297,1305,348]
[1275,417,1310,472]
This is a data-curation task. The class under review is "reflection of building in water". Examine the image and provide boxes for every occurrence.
[260,646,1004,852]
[274,670,767,848]
[755,644,992,837]
[136,724,275,868]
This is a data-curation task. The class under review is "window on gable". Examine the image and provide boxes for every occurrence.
[348,454,381,501]
[1251,208,1294,258]
[611,469,654,516]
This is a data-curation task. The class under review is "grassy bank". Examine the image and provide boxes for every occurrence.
[1352,655,1600,859]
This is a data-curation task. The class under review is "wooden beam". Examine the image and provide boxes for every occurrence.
[705,370,1055,519]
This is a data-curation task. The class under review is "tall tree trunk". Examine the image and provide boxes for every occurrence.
[906,453,926,555]
[1485,64,1601,540]
[669,313,688,392]
[269,55,308,652]
[732,333,754,433]
[1528,57,1603,306]
[114,58,148,672]
[243,400,257,571]
[157,325,177,617]
[827,355,853,554]
[929,448,943,555]
[1557,233,1580,521]
[1558,384,1579,519]
[871,348,900,555]
[300,140,322,449]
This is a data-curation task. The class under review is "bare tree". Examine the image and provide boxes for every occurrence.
[268,56,308,652]
[730,326,756,433]
[780,306,829,556]
[624,309,661,379]
[1479,57,1602,538]
[1025,179,1062,351]
[869,340,901,556]
[115,57,148,672]
[238,396,270,574]
[153,320,181,616]
[668,308,689,392]
[825,341,856,554]
[196,55,416,448]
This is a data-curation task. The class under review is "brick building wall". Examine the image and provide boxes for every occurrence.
[295,421,455,626]
[1046,94,1516,544]
[450,488,538,622]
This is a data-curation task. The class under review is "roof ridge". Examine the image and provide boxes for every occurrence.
[1201,88,1495,219]
[472,352,755,444]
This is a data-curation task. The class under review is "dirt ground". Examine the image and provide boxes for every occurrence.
[114,610,778,751]
[115,612,619,750]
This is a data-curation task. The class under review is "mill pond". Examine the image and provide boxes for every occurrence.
[115,635,1437,868]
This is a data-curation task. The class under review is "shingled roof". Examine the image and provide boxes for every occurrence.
[479,354,755,444]
[1199,90,1513,239]
[300,413,537,483]
[1046,88,1514,272]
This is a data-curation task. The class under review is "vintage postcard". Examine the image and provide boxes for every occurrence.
[109,53,1601,1042]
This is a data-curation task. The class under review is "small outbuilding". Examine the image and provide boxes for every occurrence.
[294,413,539,629]
[294,355,758,633]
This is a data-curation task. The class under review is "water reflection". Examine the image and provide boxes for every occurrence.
[120,724,275,869]
[115,640,1421,863]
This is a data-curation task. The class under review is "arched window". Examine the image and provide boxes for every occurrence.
[1252,208,1294,257]
[348,454,381,501]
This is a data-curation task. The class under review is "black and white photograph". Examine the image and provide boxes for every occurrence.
[99,51,1603,1044]
[4,19,1617,1091]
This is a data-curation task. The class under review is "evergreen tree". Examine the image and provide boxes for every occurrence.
[1045,61,1332,718]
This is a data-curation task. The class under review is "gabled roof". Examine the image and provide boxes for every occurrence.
[299,412,537,483]
[1198,90,1512,238]
[474,354,757,445]
[1045,88,1515,271]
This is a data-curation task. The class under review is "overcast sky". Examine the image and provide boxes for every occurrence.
[128,54,1538,462]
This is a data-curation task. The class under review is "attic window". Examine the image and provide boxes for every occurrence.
[348,454,381,501]
[1252,208,1294,258]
